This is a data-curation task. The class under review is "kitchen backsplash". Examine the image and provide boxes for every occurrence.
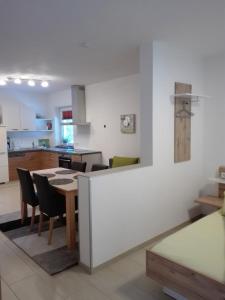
[7,131,52,149]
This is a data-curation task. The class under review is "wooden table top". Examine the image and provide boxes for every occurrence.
[31,167,81,192]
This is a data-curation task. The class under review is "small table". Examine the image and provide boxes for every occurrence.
[209,177,225,198]
[195,196,223,209]
[21,167,80,250]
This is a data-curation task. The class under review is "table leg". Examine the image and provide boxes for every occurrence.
[66,191,76,250]
[20,186,27,224]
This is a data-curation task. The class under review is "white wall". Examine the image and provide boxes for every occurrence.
[203,54,225,195]
[85,75,140,164]
[47,88,72,146]
[0,88,50,148]
[46,76,140,164]
[79,41,205,268]
[140,43,153,166]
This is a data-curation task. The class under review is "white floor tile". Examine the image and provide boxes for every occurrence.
[10,274,65,300]
[1,280,18,300]
[0,239,33,285]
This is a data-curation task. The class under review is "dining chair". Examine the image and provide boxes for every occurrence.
[91,164,109,171]
[17,168,39,230]
[71,161,87,172]
[109,158,113,168]
[71,161,86,216]
[58,156,72,169]
[33,173,66,245]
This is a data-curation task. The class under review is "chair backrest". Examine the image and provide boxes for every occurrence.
[33,173,55,215]
[71,161,87,172]
[58,156,72,169]
[17,168,37,206]
[109,156,139,168]
[109,158,113,168]
[91,164,109,172]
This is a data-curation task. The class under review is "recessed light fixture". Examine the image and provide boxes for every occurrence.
[14,78,22,84]
[27,80,35,87]
[0,79,7,86]
[41,81,49,88]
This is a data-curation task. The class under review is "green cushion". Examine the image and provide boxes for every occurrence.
[111,156,139,168]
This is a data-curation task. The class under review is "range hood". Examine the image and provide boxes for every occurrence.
[71,85,90,126]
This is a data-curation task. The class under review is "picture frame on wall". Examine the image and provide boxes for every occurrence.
[120,114,136,134]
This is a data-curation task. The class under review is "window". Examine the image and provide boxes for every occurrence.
[60,107,74,144]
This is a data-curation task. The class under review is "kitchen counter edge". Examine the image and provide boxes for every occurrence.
[8,148,102,157]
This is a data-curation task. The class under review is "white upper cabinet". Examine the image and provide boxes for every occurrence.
[2,101,36,131]
[3,101,21,131]
[20,104,36,131]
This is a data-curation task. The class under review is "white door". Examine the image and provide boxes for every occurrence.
[0,165,9,183]
[2,101,21,131]
[20,104,36,131]
[0,127,7,152]
[0,127,9,182]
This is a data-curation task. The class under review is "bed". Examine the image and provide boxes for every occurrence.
[146,211,225,300]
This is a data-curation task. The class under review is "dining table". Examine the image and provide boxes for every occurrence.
[20,167,80,250]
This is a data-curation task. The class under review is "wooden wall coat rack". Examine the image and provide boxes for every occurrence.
[174,82,192,163]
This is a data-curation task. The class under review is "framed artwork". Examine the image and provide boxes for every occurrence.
[120,114,136,134]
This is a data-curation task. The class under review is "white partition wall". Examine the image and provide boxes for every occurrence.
[79,41,205,270]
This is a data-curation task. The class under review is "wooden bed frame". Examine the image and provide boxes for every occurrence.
[146,249,225,300]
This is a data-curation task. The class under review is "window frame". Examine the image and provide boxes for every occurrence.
[59,106,74,144]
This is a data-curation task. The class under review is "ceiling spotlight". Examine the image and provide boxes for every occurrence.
[28,80,35,87]
[0,79,7,86]
[14,78,22,84]
[41,81,49,88]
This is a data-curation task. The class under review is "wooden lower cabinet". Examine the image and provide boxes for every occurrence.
[9,151,41,181]
[8,151,102,180]
[71,155,82,162]
[9,151,60,180]
[40,152,59,169]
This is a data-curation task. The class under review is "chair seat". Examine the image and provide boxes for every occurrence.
[43,191,66,218]
[27,192,39,207]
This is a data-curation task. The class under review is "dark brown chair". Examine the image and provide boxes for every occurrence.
[91,164,109,171]
[71,161,87,172]
[33,173,66,245]
[58,156,72,169]
[109,158,113,168]
[17,168,39,230]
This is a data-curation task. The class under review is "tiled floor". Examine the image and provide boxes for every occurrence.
[0,181,20,216]
[0,182,171,300]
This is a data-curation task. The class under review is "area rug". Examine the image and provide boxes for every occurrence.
[1,217,79,275]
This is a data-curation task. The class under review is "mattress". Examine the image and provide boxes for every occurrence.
[151,211,225,283]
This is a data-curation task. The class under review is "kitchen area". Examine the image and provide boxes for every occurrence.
[0,85,102,183]
[0,74,140,275]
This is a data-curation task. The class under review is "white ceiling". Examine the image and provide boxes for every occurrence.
[0,0,224,92]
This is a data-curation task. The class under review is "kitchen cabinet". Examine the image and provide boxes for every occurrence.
[2,101,36,131]
[40,152,59,169]
[8,149,102,181]
[20,104,36,131]
[3,101,21,131]
[8,151,41,181]
[9,151,60,180]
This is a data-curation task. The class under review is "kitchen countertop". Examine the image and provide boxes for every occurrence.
[8,147,101,156]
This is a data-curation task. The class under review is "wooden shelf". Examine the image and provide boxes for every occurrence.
[195,196,223,208]
[172,93,210,102]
